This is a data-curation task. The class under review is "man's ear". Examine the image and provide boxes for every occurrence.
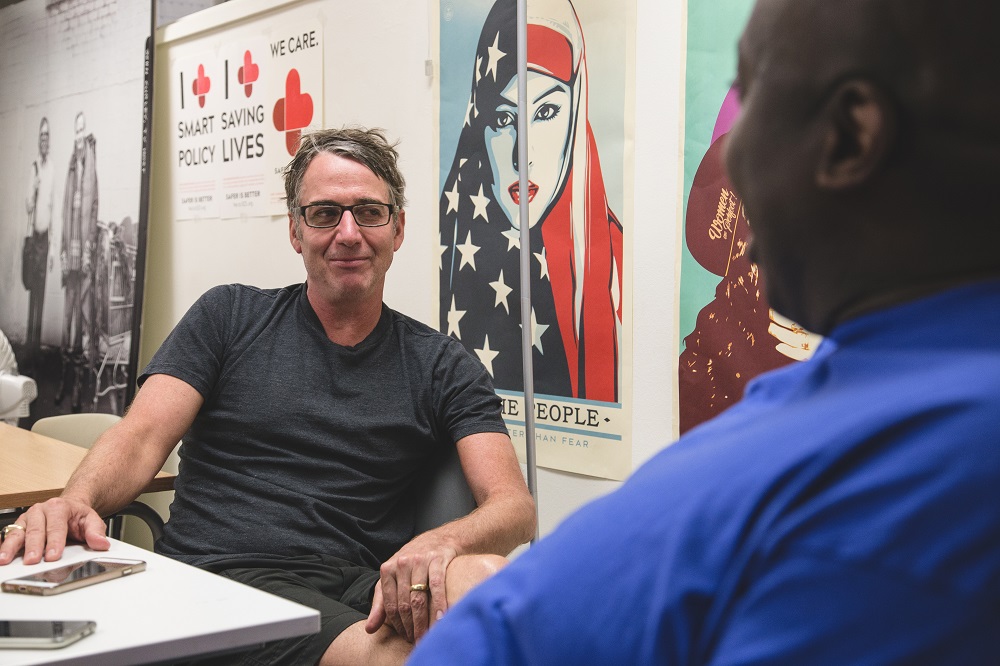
[816,79,897,189]
[393,209,405,252]
[289,213,303,254]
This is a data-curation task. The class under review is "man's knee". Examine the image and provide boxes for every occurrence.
[322,621,410,666]
[445,553,509,605]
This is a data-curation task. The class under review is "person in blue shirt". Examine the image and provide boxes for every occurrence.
[410,0,1000,663]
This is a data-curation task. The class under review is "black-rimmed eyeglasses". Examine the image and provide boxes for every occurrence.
[299,203,397,228]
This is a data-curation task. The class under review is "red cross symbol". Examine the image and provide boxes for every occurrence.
[192,64,211,108]
[273,69,314,156]
[237,50,259,98]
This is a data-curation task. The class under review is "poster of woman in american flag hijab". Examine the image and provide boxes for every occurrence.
[438,0,633,479]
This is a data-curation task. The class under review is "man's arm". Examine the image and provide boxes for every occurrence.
[0,374,202,566]
[26,162,38,221]
[367,431,535,642]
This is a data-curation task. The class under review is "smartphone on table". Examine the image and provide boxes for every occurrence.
[0,620,96,649]
[2,557,146,596]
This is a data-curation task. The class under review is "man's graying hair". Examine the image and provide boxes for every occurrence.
[283,126,407,224]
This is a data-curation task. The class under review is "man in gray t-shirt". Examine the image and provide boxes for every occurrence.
[3,127,536,665]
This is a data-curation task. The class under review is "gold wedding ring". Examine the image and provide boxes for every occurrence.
[410,583,429,592]
[1,523,25,538]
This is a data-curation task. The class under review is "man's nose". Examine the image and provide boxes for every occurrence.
[335,210,363,242]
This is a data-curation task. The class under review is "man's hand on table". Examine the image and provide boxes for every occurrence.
[365,532,459,643]
[0,497,109,565]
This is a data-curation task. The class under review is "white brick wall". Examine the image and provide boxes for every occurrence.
[156,0,221,27]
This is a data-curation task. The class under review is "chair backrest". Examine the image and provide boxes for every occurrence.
[412,445,477,534]
[31,413,122,449]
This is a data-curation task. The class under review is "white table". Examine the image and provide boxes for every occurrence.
[0,540,320,665]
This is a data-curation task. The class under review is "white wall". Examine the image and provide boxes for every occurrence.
[145,0,687,538]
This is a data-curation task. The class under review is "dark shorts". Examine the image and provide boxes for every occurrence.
[183,554,380,666]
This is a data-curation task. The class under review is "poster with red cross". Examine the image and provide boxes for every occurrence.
[263,25,323,215]
[169,22,323,220]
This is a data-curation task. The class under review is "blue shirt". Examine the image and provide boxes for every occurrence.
[411,281,1000,665]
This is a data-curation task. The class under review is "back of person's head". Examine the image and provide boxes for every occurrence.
[724,0,1000,334]
[283,126,407,214]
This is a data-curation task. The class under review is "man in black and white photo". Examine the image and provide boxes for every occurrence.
[58,111,99,411]
[22,116,55,377]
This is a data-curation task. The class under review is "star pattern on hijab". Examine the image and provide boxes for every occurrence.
[457,231,481,271]
[485,32,506,81]
[440,160,556,380]
[490,270,514,313]
[470,184,490,221]
[444,181,460,215]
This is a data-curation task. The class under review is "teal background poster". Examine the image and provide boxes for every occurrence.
[678,0,820,433]
[680,0,753,338]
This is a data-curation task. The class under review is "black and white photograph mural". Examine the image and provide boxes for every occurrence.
[0,0,153,422]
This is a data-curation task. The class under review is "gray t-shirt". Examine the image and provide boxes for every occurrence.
[140,283,507,569]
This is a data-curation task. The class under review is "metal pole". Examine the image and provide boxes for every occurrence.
[516,0,539,542]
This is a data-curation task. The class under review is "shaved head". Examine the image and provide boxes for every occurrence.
[818,1,1000,148]
[724,0,1000,334]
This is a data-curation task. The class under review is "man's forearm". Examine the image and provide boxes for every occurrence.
[63,374,200,516]
[61,430,164,517]
[429,491,536,557]
[443,432,537,556]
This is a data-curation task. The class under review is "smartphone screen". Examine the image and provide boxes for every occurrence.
[2,558,146,596]
[0,620,96,649]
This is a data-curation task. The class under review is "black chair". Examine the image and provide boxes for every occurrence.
[412,445,477,534]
